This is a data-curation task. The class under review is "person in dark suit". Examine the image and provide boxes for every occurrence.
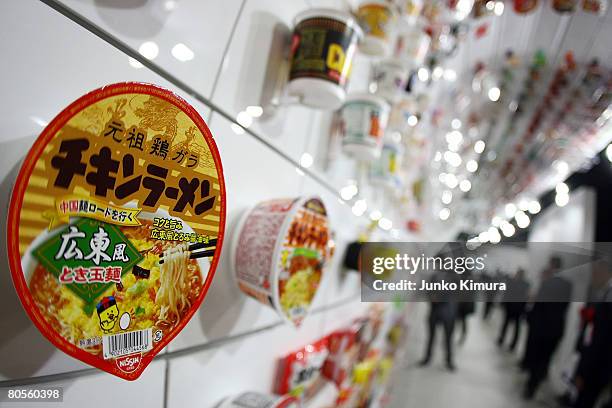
[523,256,573,400]
[456,270,476,345]
[573,258,612,408]
[419,269,458,371]
[482,271,498,320]
[497,268,530,351]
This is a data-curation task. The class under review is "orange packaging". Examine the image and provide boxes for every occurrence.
[7,83,226,380]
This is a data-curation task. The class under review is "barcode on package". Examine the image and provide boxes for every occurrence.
[102,329,152,360]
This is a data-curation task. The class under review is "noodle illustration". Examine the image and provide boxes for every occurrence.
[156,243,191,324]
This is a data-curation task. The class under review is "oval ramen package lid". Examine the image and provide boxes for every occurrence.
[7,83,226,380]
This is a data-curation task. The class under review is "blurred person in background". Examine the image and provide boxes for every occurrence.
[497,268,530,351]
[482,269,499,320]
[457,269,476,345]
[522,256,572,400]
[557,301,597,406]
[572,258,612,408]
[419,269,458,372]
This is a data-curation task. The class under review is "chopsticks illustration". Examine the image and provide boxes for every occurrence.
[159,239,218,264]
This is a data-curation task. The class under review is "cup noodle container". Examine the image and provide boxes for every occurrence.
[340,94,390,161]
[394,0,424,24]
[287,8,363,110]
[513,0,539,13]
[444,0,475,21]
[393,26,430,69]
[356,1,399,57]
[217,392,300,408]
[553,0,578,11]
[582,0,607,14]
[369,137,404,189]
[371,59,410,103]
[233,197,330,327]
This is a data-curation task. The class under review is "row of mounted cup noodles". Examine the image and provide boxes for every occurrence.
[329,90,430,196]
[232,193,413,330]
[324,86,432,235]
[284,2,431,111]
[213,302,410,408]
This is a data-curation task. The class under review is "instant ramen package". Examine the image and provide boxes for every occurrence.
[7,83,226,380]
[274,338,330,398]
[233,197,330,326]
[322,325,360,387]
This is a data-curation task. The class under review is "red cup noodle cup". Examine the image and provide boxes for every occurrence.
[217,392,300,408]
[357,1,399,57]
[233,197,330,326]
[6,83,226,380]
[340,93,390,161]
[288,8,363,110]
[513,0,539,14]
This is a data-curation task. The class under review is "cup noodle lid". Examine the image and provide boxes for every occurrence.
[294,8,363,38]
[6,82,226,380]
[233,197,330,327]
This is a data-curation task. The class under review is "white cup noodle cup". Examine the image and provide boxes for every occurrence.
[287,8,363,110]
[233,197,330,327]
[356,1,399,57]
[340,93,390,161]
[394,27,430,68]
[371,59,409,103]
[369,141,404,189]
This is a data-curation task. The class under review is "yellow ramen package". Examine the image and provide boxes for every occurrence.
[7,83,226,380]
